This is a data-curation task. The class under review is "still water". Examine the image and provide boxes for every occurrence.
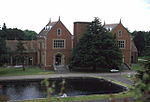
[0,77,127,100]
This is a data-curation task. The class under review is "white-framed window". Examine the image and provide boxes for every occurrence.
[118,40,125,49]
[118,30,122,37]
[53,39,65,48]
[57,28,62,36]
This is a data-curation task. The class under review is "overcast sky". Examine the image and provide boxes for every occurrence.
[0,0,150,34]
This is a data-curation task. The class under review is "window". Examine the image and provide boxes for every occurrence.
[118,30,122,37]
[42,40,44,49]
[57,28,62,36]
[45,26,52,30]
[38,41,41,49]
[53,39,65,48]
[118,40,125,48]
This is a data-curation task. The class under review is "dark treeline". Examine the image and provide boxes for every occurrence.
[0,23,37,40]
[131,31,150,57]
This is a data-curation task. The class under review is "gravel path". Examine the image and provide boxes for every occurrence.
[0,71,135,85]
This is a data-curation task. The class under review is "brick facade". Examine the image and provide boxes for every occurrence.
[38,20,72,70]
[110,23,132,66]
[6,40,38,66]
[73,22,89,47]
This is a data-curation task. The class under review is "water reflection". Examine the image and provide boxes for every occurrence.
[0,77,127,101]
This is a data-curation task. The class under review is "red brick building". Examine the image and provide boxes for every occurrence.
[6,40,38,66]
[37,19,72,70]
[6,18,137,70]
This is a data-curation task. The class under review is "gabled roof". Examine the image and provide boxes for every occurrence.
[38,21,57,36]
[6,40,38,53]
[104,23,119,31]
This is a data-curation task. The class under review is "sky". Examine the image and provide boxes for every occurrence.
[0,0,150,34]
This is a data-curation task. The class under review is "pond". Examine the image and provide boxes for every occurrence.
[0,77,127,101]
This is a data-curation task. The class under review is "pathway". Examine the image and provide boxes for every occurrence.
[0,71,136,86]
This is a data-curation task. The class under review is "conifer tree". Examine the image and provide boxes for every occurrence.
[0,24,9,66]
[70,17,122,71]
[16,41,26,71]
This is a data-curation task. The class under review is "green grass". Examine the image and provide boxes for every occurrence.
[13,92,134,102]
[0,67,55,76]
[131,64,142,71]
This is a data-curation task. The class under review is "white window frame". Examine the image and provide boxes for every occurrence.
[53,39,66,49]
[118,40,125,49]
[118,30,122,37]
[57,28,62,36]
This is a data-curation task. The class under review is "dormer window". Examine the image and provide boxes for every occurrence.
[57,28,62,36]
[45,26,52,30]
[118,30,122,37]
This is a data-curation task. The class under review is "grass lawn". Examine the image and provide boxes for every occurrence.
[0,67,55,76]
[131,63,143,71]
[14,91,134,102]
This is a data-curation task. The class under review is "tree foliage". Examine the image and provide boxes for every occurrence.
[134,57,150,101]
[0,23,37,40]
[0,25,9,66]
[6,28,25,40]
[132,31,150,56]
[16,41,26,71]
[70,17,122,70]
[24,29,37,40]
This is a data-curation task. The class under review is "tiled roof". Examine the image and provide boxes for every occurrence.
[6,40,38,53]
[104,23,119,31]
[131,41,138,52]
[38,21,57,36]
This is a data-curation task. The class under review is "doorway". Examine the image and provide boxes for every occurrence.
[55,54,62,65]
[28,57,33,65]
[54,52,65,65]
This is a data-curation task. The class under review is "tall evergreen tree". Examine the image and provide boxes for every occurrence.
[133,31,146,56]
[2,23,7,30]
[0,37,9,66]
[70,17,122,71]
[0,23,9,66]
[16,41,26,71]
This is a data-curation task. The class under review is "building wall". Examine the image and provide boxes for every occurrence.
[131,52,138,64]
[111,23,131,66]
[73,22,89,47]
[45,21,72,67]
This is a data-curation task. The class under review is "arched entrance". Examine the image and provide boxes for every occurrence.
[53,52,65,65]
[55,54,61,65]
